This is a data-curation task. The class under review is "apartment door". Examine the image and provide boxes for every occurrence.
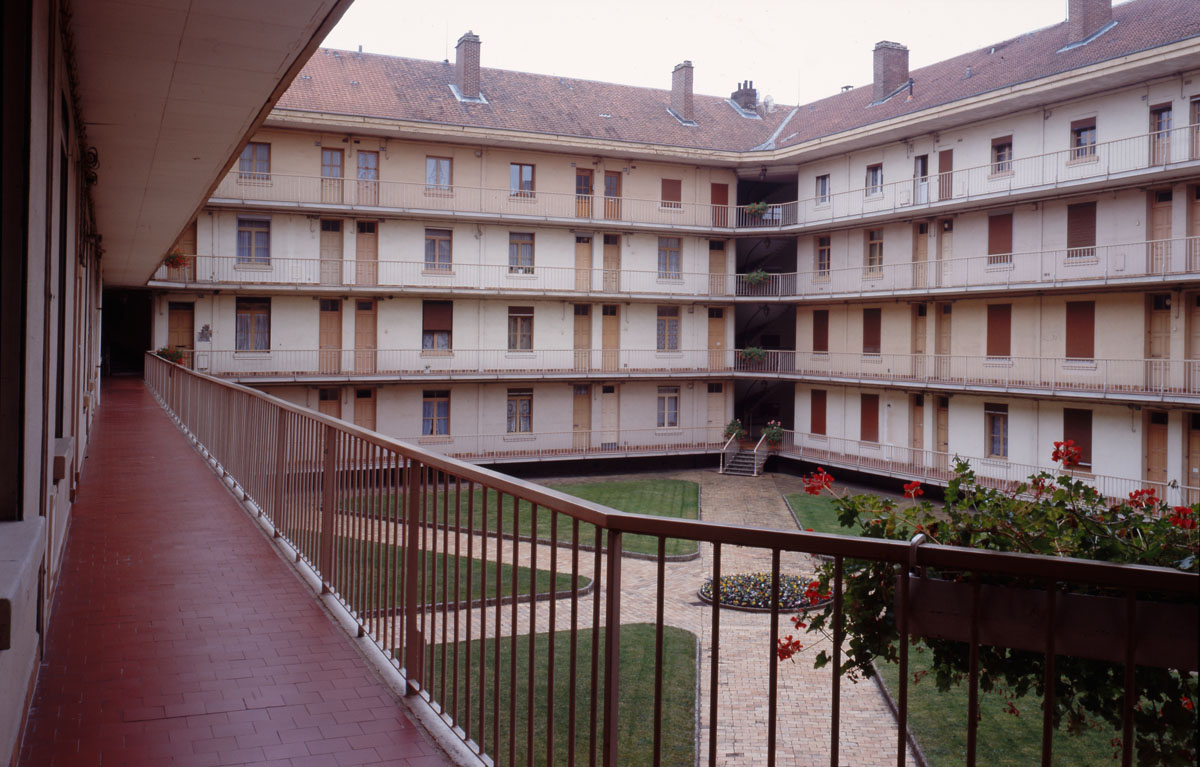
[575,168,594,218]
[320,219,343,285]
[935,397,950,472]
[912,222,929,288]
[600,384,619,447]
[708,307,726,371]
[937,149,953,201]
[354,388,376,431]
[1149,105,1172,165]
[708,240,728,296]
[1148,189,1175,275]
[169,220,197,281]
[711,183,729,227]
[357,150,379,205]
[317,387,341,419]
[913,155,929,204]
[604,171,621,219]
[911,303,927,379]
[356,221,378,286]
[1188,414,1200,504]
[935,303,952,379]
[355,299,377,374]
[319,299,342,374]
[1145,410,1169,485]
[1188,294,1200,393]
[321,148,344,204]
[167,302,194,368]
[575,235,592,291]
[573,385,591,450]
[706,382,725,442]
[1190,186,1200,271]
[602,234,621,291]
[936,219,953,286]
[601,304,619,371]
[573,304,592,371]
[1146,294,1171,391]
[909,393,925,465]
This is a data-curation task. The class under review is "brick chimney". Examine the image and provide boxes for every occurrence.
[671,61,694,122]
[731,81,756,111]
[455,31,481,99]
[1067,0,1113,44]
[873,41,909,102]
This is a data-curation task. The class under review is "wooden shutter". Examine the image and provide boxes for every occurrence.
[1066,202,1097,249]
[1063,408,1093,468]
[423,300,453,332]
[987,213,1013,255]
[986,304,1011,357]
[1065,301,1095,358]
[661,179,681,204]
[860,393,879,443]
[813,309,829,352]
[862,308,881,354]
[811,390,827,435]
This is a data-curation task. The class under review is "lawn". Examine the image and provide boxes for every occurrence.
[875,653,1117,766]
[428,623,697,767]
[785,492,848,534]
[349,478,700,557]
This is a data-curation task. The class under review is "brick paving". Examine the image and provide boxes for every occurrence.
[19,378,451,767]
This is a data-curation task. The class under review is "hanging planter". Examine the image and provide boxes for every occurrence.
[744,201,770,217]
[738,346,767,363]
[162,248,188,270]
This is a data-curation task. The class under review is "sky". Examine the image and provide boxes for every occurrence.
[320,0,1094,107]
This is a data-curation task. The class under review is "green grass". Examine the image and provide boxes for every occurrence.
[785,493,849,534]
[876,653,1118,766]
[349,479,700,557]
[427,623,696,767]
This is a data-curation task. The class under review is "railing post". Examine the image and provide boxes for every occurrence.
[404,460,424,696]
[319,424,337,592]
[271,410,288,531]
[602,530,623,767]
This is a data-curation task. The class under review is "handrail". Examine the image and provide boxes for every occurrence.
[751,434,768,477]
[719,433,737,474]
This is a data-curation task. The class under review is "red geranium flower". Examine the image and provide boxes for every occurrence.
[903,481,923,499]
[1051,439,1081,468]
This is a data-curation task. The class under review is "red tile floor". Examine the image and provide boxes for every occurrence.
[19,378,453,766]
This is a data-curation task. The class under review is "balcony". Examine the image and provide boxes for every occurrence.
[206,125,1200,234]
[136,355,1197,767]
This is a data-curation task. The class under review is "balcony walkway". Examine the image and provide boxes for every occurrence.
[18,378,451,767]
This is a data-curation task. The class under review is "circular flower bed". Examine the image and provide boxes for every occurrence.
[697,572,831,612]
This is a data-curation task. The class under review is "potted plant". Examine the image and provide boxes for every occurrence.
[744,201,769,218]
[156,346,184,364]
[762,419,784,446]
[738,346,767,363]
[162,248,188,270]
[723,418,746,440]
[743,268,770,286]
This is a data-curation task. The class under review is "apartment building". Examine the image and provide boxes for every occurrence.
[147,0,1200,499]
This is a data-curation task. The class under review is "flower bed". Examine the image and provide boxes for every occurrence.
[697,572,830,612]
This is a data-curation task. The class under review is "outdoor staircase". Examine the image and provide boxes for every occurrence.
[721,449,759,476]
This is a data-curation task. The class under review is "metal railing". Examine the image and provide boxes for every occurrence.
[208,125,1200,233]
[719,433,738,474]
[143,353,1196,767]
[752,434,769,477]
[400,426,725,463]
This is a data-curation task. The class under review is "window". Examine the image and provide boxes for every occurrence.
[1071,118,1097,160]
[235,298,270,351]
[238,142,270,181]
[321,148,342,179]
[987,213,1013,265]
[507,388,533,433]
[422,390,450,436]
[865,229,883,274]
[422,300,453,350]
[661,179,682,209]
[812,309,829,353]
[236,218,270,264]
[657,386,680,428]
[815,174,830,205]
[1066,202,1097,258]
[985,403,1008,458]
[1063,408,1093,470]
[860,393,879,443]
[1065,301,1095,359]
[507,306,533,351]
[991,136,1013,174]
[657,305,680,351]
[815,235,831,278]
[509,232,534,274]
[510,163,535,197]
[862,308,881,354]
[657,237,681,279]
[811,389,827,435]
[425,156,452,192]
[986,304,1012,357]
[424,228,452,271]
[865,164,883,196]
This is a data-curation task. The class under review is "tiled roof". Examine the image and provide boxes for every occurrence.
[277,0,1200,153]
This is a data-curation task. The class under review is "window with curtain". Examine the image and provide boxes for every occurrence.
[657,237,681,279]
[424,228,452,270]
[235,298,270,351]
[422,390,450,436]
[508,232,534,274]
[985,402,1008,458]
[507,306,533,350]
[657,386,680,427]
[657,305,680,351]
[236,218,270,264]
[422,300,453,350]
[425,156,452,191]
[506,388,533,433]
[238,142,270,181]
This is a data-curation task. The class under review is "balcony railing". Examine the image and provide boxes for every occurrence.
[209,125,1199,232]
[143,353,1197,767]
[402,425,725,462]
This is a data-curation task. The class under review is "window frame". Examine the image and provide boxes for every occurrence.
[422,390,451,436]
[984,402,1009,458]
[235,297,271,352]
[238,142,270,183]
[815,174,830,205]
[421,300,453,351]
[320,148,342,179]
[814,235,831,279]
[657,236,682,279]
[990,135,1013,175]
[236,217,271,265]
[657,385,680,428]
[508,232,535,274]
[865,164,883,197]
[507,306,534,351]
[865,228,884,275]
[1066,201,1097,259]
[656,305,681,352]
[660,178,682,209]
[1070,118,1097,161]
[506,388,533,433]
[424,228,453,271]
[862,307,882,355]
[425,156,453,193]
[509,163,535,198]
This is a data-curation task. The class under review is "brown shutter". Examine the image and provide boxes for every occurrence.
[811,389,827,435]
[813,309,829,352]
[1070,118,1095,132]
[987,213,1013,255]
[1066,202,1097,249]
[423,300,453,331]
[860,393,879,443]
[986,304,1011,357]
[1063,408,1093,468]
[862,308,881,354]
[661,179,681,203]
[1065,301,1095,358]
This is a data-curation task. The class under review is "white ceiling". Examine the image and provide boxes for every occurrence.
[70,0,354,286]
